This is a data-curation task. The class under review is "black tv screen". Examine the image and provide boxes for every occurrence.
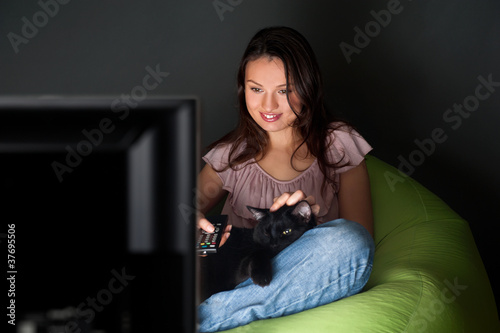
[0,96,199,333]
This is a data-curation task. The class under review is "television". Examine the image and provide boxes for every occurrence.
[0,96,199,333]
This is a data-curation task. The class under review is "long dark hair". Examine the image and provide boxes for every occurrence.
[208,26,350,188]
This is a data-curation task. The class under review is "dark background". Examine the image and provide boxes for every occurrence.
[1,0,498,313]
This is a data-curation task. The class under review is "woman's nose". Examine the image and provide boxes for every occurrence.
[262,93,278,112]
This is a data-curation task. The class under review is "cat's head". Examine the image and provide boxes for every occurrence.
[246,200,316,253]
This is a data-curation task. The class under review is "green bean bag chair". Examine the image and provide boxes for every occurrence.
[216,155,500,332]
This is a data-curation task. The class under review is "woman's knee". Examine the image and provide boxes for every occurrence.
[311,219,374,263]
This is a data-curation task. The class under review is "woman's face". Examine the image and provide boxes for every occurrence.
[244,57,302,136]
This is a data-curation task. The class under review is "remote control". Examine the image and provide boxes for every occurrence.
[197,215,228,255]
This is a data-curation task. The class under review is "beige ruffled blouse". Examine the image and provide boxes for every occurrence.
[203,124,372,228]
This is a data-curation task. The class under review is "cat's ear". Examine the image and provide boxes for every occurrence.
[291,201,312,222]
[246,206,268,221]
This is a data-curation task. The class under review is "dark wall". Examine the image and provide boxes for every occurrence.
[1,0,499,309]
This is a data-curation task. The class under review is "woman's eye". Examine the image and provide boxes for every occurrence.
[278,89,287,95]
[251,87,263,93]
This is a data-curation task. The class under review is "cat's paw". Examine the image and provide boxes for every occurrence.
[245,250,273,287]
[251,269,272,287]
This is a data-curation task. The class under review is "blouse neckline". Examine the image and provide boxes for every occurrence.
[250,158,319,184]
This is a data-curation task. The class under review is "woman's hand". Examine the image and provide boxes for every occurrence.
[197,164,231,252]
[197,212,232,249]
[270,190,320,216]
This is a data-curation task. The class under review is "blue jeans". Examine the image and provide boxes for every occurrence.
[198,219,375,332]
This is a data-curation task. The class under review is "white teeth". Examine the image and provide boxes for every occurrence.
[264,114,276,119]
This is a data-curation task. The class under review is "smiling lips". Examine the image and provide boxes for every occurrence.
[260,112,282,122]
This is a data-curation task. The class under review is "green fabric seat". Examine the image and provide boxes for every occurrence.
[218,155,500,332]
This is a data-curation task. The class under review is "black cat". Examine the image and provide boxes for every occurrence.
[238,200,317,287]
[200,200,316,300]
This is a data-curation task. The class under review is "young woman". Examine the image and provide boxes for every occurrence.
[197,26,375,332]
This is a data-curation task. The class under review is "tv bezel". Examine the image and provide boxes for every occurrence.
[0,95,200,332]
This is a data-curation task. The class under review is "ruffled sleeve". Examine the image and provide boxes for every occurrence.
[325,124,373,176]
[203,143,264,227]
[202,143,252,193]
[202,143,232,185]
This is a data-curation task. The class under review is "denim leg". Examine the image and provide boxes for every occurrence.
[198,219,375,332]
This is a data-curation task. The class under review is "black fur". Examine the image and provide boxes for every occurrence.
[239,200,316,286]
[200,201,316,300]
